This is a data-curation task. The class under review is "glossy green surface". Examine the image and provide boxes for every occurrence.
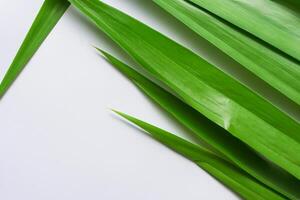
[115,111,285,200]
[69,0,300,180]
[2,0,300,198]
[187,0,300,61]
[100,49,300,199]
[154,0,300,106]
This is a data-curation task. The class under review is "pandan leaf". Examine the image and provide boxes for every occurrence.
[153,0,300,106]
[115,111,285,200]
[185,0,300,62]
[69,0,300,180]
[99,49,300,199]
[0,0,70,99]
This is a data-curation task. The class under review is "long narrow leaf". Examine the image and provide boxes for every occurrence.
[69,0,300,179]
[0,0,70,99]
[186,0,300,61]
[115,111,285,200]
[153,0,300,106]
[100,49,300,199]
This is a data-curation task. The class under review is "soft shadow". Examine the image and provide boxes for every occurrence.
[271,0,300,16]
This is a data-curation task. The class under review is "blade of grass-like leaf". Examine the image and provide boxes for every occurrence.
[153,0,300,106]
[115,111,285,200]
[69,0,300,179]
[185,0,300,62]
[0,0,70,99]
[99,49,300,199]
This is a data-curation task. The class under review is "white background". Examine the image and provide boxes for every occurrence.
[1,1,299,200]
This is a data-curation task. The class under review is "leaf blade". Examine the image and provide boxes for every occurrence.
[100,49,300,199]
[187,0,300,61]
[0,0,70,99]
[69,0,300,180]
[115,111,285,200]
[153,0,300,106]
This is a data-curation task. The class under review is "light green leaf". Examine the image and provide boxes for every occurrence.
[186,0,300,61]
[153,0,300,106]
[115,111,285,200]
[99,49,300,199]
[0,0,70,99]
[69,0,300,180]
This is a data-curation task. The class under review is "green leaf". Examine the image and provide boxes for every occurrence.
[185,0,300,61]
[99,49,300,199]
[114,111,285,200]
[70,0,300,180]
[0,0,70,99]
[153,0,300,106]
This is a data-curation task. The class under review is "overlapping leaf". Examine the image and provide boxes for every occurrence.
[0,0,70,99]
[186,0,300,61]
[2,0,300,199]
[153,0,300,106]
[115,111,285,200]
[69,0,300,180]
[100,49,300,199]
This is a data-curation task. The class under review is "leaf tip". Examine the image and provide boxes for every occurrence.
[94,46,109,59]
[111,108,126,118]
